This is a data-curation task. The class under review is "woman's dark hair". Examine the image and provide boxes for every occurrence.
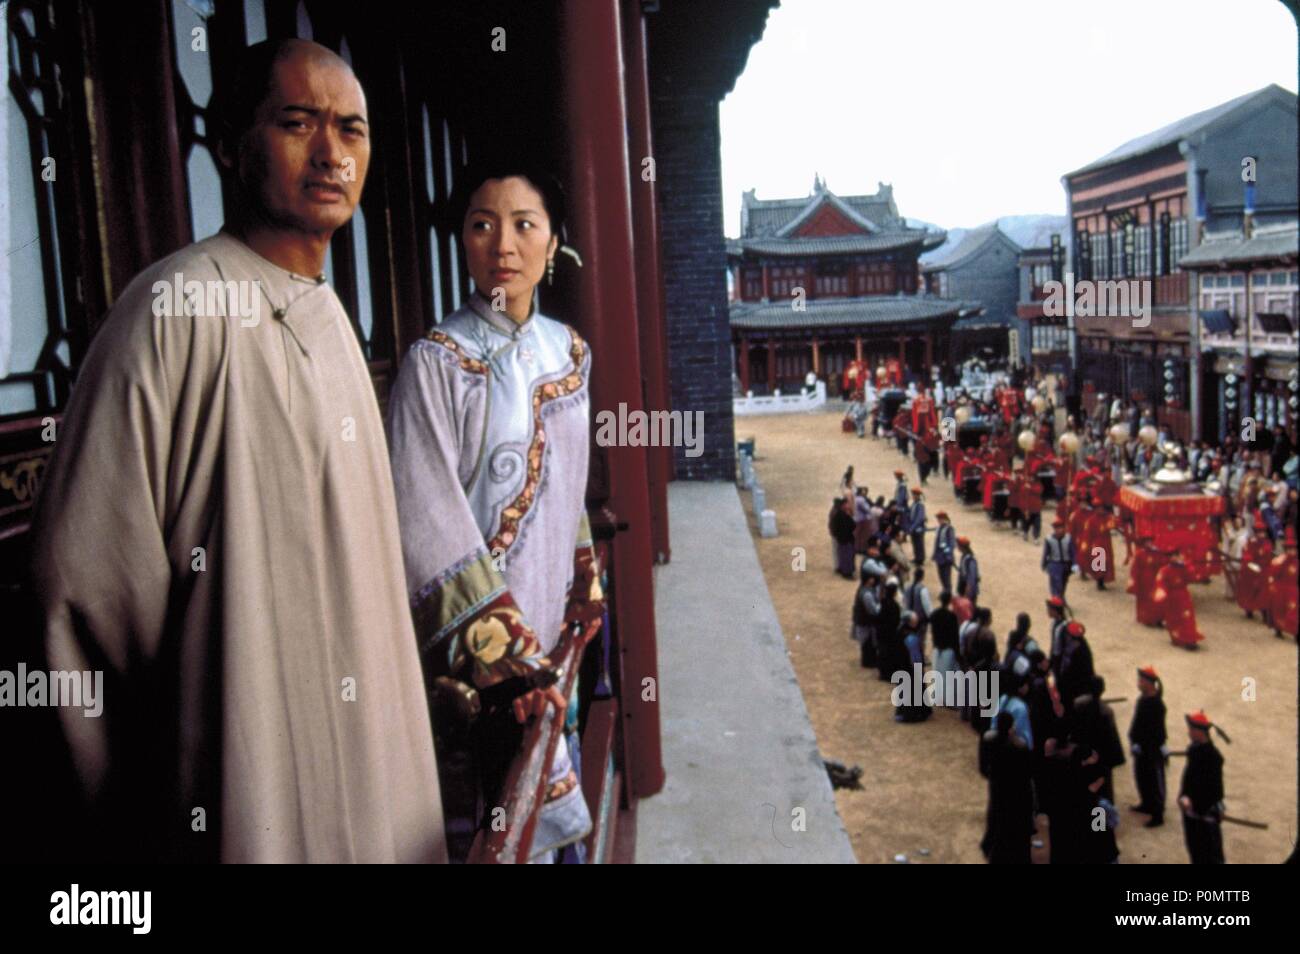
[446,154,567,240]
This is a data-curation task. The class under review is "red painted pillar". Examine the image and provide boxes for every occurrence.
[738,334,751,392]
[761,263,770,300]
[561,0,664,799]
[622,0,671,564]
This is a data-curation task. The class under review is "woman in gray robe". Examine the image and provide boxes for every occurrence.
[387,159,604,862]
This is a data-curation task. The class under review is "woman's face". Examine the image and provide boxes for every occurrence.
[461,175,558,315]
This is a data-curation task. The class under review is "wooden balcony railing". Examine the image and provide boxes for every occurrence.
[467,512,629,864]
[467,635,584,864]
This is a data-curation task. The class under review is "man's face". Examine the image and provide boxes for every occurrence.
[234,54,370,239]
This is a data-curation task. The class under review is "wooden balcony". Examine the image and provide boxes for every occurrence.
[1154,273,1190,307]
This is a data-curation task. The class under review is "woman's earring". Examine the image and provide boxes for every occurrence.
[546,257,555,286]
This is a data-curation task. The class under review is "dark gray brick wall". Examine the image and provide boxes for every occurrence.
[649,85,737,481]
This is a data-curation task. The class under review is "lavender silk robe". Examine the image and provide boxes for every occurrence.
[387,290,597,858]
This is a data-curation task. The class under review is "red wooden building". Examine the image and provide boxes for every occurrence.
[727,180,978,393]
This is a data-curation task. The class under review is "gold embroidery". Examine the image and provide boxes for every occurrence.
[487,328,587,555]
[425,329,489,375]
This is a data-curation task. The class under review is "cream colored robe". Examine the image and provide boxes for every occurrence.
[29,231,446,862]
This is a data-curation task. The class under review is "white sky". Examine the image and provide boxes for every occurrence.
[720,0,1298,235]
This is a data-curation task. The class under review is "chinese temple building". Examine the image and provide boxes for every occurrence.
[727,180,980,393]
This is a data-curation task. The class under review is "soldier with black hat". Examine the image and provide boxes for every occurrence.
[1179,709,1229,864]
[1129,665,1168,827]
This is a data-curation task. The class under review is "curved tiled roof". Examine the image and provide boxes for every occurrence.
[730,294,980,331]
[732,231,944,257]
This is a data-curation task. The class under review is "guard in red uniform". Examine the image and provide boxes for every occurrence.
[1019,472,1043,541]
[1154,553,1204,649]
[1265,527,1298,640]
[1088,498,1117,591]
[1235,532,1275,619]
[1128,535,1166,627]
[1071,499,1094,582]
[1094,468,1119,509]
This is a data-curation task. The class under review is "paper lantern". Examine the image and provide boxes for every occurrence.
[1059,432,1080,455]
[954,406,971,424]
[1018,430,1036,451]
[1109,423,1129,443]
[1025,386,1038,402]
[1138,425,1158,446]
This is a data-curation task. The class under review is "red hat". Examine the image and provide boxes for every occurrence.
[1065,621,1085,638]
[1046,595,1066,609]
[1137,665,1159,682]
[956,535,971,547]
[1052,517,1066,528]
[911,486,922,495]
[1184,710,1232,743]
[894,470,905,478]
[935,510,949,520]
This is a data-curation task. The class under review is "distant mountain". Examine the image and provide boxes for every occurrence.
[918,214,1068,265]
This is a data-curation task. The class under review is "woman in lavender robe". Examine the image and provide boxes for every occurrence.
[387,158,604,862]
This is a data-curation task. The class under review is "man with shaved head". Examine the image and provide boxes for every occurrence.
[30,40,446,862]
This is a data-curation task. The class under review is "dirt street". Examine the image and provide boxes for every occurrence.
[736,408,1297,864]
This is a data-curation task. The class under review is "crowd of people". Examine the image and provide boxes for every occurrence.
[829,367,1295,863]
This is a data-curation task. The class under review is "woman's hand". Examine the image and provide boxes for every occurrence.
[512,685,568,725]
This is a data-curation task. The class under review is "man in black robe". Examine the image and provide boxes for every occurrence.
[979,710,1034,863]
[1055,620,1095,712]
[1128,665,1167,827]
[874,581,902,684]
[1179,709,1227,864]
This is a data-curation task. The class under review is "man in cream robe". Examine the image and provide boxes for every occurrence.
[30,231,445,863]
[28,40,445,863]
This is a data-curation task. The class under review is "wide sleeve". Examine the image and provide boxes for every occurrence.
[386,341,546,689]
[563,510,605,629]
[28,283,204,798]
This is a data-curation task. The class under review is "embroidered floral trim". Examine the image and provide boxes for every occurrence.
[564,545,605,628]
[425,329,490,376]
[453,591,549,689]
[486,327,588,554]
